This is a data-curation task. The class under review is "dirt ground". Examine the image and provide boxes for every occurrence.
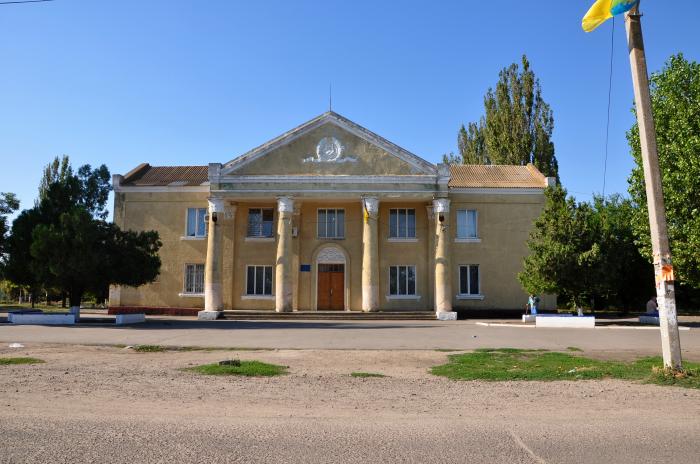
[1,344,700,463]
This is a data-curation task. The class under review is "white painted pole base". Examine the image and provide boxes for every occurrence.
[436,312,458,321]
[197,310,222,321]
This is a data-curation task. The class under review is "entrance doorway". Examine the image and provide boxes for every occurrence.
[317,264,345,311]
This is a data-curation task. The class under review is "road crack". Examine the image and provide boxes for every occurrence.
[509,430,548,464]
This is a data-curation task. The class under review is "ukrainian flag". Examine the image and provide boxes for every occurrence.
[583,0,639,32]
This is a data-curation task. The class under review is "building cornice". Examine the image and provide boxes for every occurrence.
[219,175,438,184]
[448,187,545,195]
[114,185,210,193]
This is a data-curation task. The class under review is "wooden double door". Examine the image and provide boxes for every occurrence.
[317,264,345,311]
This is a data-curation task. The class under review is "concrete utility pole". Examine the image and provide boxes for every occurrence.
[625,2,682,369]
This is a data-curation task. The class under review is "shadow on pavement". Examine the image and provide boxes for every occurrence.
[59,320,442,331]
[596,320,700,328]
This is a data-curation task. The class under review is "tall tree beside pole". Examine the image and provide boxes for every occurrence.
[625,3,682,369]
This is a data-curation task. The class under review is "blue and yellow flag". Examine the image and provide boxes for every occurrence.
[582,0,639,32]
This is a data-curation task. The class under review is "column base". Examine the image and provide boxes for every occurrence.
[197,310,222,321]
[436,311,457,321]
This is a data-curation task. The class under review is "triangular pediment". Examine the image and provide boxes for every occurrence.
[221,112,436,177]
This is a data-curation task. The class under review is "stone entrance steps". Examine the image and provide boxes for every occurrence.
[221,310,437,320]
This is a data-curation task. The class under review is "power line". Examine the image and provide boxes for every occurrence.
[0,0,53,4]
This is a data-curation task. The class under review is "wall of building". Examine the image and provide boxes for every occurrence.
[448,192,549,311]
[112,191,209,308]
[378,202,433,311]
[111,190,550,312]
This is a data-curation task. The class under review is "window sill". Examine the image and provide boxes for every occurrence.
[245,237,275,242]
[241,295,275,300]
[317,237,345,240]
[455,238,481,243]
[180,236,206,241]
[385,295,421,301]
[456,294,485,300]
[387,238,418,243]
[179,293,204,298]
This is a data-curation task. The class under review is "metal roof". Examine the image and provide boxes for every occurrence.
[121,164,209,186]
[119,162,548,189]
[448,164,548,189]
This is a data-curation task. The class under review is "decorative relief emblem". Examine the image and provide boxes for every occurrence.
[317,246,346,264]
[304,137,357,164]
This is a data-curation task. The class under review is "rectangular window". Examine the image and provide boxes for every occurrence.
[246,265,273,295]
[389,209,416,238]
[459,265,480,295]
[389,265,416,296]
[186,208,207,237]
[456,210,478,239]
[247,208,274,237]
[318,209,345,238]
[184,264,205,294]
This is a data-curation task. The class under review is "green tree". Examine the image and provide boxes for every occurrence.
[519,187,598,309]
[30,208,161,308]
[589,195,654,309]
[3,209,43,305]
[37,155,73,203]
[457,120,488,165]
[454,55,559,180]
[628,54,700,291]
[520,188,655,311]
[37,156,111,220]
[0,192,19,261]
[5,157,112,295]
[6,157,161,309]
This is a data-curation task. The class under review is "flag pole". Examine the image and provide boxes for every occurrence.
[624,1,682,369]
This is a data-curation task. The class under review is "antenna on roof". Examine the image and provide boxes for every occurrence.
[329,83,332,112]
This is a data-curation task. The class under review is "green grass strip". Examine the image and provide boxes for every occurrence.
[187,361,287,377]
[133,345,167,352]
[0,357,44,365]
[350,372,386,378]
[431,348,699,389]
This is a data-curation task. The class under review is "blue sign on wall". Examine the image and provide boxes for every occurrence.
[300,264,311,272]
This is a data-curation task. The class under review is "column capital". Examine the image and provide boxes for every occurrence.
[433,198,450,214]
[361,196,380,215]
[208,197,226,213]
[277,196,294,213]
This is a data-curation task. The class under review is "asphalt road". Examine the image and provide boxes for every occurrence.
[3,412,699,463]
[1,318,699,358]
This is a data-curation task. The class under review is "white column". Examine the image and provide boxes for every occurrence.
[426,205,436,311]
[199,197,225,320]
[292,203,301,311]
[361,196,380,312]
[275,196,294,312]
[434,198,456,320]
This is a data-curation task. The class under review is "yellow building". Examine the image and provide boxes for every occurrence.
[109,112,554,319]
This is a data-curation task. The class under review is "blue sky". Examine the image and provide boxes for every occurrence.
[1,0,697,218]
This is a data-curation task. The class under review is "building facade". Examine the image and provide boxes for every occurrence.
[109,112,554,319]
